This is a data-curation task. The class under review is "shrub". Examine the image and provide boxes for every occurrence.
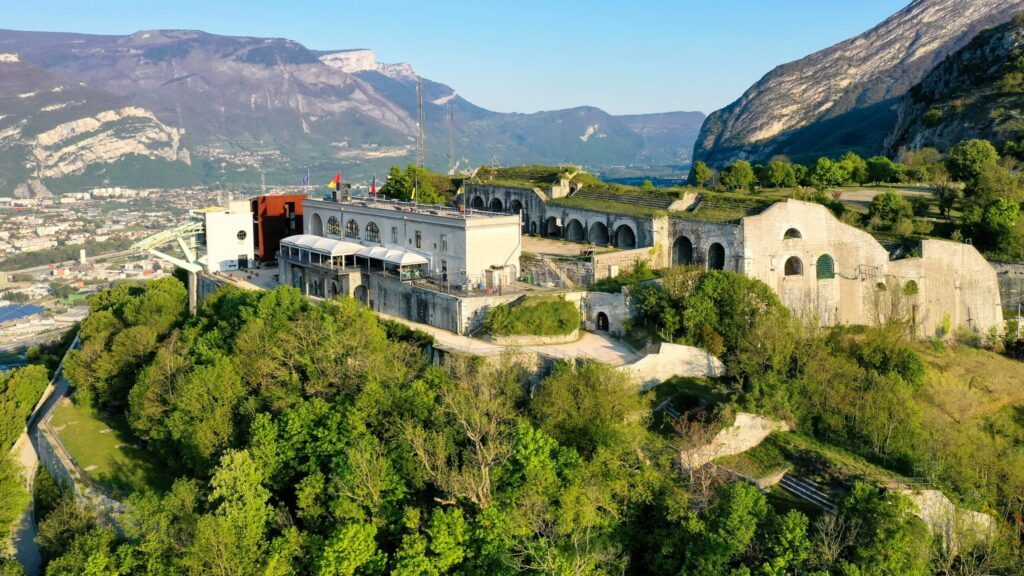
[484,296,580,337]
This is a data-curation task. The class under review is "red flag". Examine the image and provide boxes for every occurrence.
[329,172,341,189]
[370,175,377,195]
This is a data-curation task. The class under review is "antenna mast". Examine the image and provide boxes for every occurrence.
[416,78,425,167]
[447,103,455,174]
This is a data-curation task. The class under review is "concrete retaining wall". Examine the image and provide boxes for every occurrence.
[487,329,580,346]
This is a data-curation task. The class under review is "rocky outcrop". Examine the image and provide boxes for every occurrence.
[886,14,1024,154]
[621,342,725,389]
[694,0,1024,166]
[31,107,186,178]
[678,413,789,470]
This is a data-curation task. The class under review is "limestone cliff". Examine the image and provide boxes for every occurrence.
[886,14,1024,154]
[694,0,1024,166]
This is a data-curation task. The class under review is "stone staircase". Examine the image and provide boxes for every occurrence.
[778,475,836,513]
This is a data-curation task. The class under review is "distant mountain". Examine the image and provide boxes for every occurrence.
[693,0,1024,166]
[0,30,702,196]
[886,14,1024,155]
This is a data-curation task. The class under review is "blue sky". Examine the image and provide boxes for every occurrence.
[6,0,909,115]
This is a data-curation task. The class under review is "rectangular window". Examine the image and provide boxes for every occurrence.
[391,226,398,244]
[440,234,448,253]
[415,230,422,248]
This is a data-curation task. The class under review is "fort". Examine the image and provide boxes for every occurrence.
[164,166,1004,340]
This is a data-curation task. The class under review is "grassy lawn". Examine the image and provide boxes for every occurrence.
[49,396,174,499]
[917,343,1024,424]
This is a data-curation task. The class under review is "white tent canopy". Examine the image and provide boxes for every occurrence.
[281,234,362,257]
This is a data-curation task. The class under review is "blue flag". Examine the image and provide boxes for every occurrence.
[302,170,310,185]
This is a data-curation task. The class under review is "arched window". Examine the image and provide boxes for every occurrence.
[816,254,835,280]
[365,222,380,242]
[784,256,803,276]
[345,219,359,239]
[310,213,324,236]
[326,216,340,236]
[784,228,802,240]
[708,243,725,270]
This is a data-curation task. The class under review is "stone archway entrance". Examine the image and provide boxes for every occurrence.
[471,196,485,209]
[489,197,504,211]
[708,243,725,270]
[614,225,636,249]
[564,219,585,242]
[354,285,369,305]
[588,222,609,246]
[596,312,609,331]
[544,216,561,238]
[673,236,694,266]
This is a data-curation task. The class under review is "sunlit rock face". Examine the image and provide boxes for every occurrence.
[694,0,1024,166]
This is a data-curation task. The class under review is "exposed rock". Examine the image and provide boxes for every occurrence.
[694,0,1024,166]
[678,412,789,470]
[900,488,994,546]
[886,14,1024,153]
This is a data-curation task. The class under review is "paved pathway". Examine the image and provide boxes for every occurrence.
[376,312,641,366]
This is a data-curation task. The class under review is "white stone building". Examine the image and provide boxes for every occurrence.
[197,200,254,273]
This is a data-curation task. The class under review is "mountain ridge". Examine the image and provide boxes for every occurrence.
[693,0,1024,166]
[0,29,703,196]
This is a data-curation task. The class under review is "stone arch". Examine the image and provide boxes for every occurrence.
[489,197,504,211]
[564,219,586,242]
[784,256,803,276]
[326,216,341,236]
[707,243,725,270]
[672,235,694,266]
[310,212,324,236]
[530,221,538,235]
[329,281,339,298]
[596,312,609,331]
[470,195,485,209]
[903,280,919,296]
[291,267,304,291]
[783,228,802,240]
[816,254,835,280]
[544,216,560,237]
[613,224,636,249]
[509,199,524,214]
[354,285,369,305]
[588,221,609,246]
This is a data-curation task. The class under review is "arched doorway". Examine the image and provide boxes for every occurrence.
[310,212,324,236]
[784,256,803,276]
[673,236,694,265]
[707,243,725,270]
[471,196,485,209]
[329,281,339,298]
[291,267,304,291]
[530,221,538,235]
[489,197,504,211]
[509,199,523,214]
[588,222,609,246]
[544,217,561,237]
[614,224,636,249]
[596,312,609,331]
[564,219,585,242]
[354,285,369,305]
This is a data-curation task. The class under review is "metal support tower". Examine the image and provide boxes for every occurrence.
[130,221,205,315]
[416,78,425,167]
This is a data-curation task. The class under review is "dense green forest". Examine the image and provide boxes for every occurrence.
[1,275,1019,575]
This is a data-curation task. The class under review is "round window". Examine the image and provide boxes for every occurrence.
[237,230,248,241]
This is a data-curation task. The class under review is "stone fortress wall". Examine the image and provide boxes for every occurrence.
[466,183,1005,338]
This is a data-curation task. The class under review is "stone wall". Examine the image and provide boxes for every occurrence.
[487,329,580,346]
[741,200,1003,337]
[591,247,657,281]
[993,261,1024,316]
[621,342,726,389]
[667,219,742,271]
[581,291,631,335]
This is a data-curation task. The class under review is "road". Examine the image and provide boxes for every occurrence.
[7,248,134,275]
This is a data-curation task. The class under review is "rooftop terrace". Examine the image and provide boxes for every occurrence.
[308,195,513,220]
